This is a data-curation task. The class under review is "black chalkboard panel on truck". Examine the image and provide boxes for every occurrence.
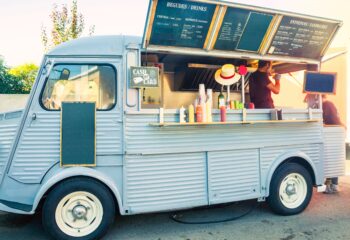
[149,0,216,48]
[214,8,274,52]
[61,102,96,167]
[268,16,339,59]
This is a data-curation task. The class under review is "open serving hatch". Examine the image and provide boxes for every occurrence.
[142,0,342,65]
[139,0,343,112]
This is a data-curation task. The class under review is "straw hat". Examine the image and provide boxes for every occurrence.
[215,64,241,86]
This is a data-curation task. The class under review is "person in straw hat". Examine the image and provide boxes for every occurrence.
[249,60,281,108]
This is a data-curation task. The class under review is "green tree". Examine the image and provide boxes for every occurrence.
[0,57,38,94]
[0,61,25,94]
[41,0,95,51]
[8,63,39,93]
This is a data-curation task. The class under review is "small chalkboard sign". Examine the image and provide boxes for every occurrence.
[268,16,338,59]
[149,0,216,48]
[130,66,159,88]
[61,102,96,167]
[304,72,336,94]
[214,8,273,52]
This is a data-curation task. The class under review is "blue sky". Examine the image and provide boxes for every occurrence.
[0,0,349,66]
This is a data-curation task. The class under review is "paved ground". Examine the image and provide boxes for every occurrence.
[0,174,350,240]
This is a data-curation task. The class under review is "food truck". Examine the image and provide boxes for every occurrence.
[0,0,346,239]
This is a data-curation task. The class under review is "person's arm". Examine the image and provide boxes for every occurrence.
[267,79,280,94]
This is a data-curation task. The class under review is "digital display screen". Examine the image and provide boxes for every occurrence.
[304,72,336,94]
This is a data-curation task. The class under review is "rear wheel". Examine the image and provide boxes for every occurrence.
[267,163,313,215]
[42,178,115,240]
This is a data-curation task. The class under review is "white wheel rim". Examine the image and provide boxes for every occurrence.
[279,173,307,209]
[55,191,103,237]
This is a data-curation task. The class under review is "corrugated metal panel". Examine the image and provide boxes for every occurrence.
[124,153,207,213]
[260,144,322,171]
[9,111,122,183]
[323,127,345,178]
[208,149,260,204]
[260,144,322,188]
[0,123,19,182]
[125,113,323,155]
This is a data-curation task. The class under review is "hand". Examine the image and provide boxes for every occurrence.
[274,74,281,81]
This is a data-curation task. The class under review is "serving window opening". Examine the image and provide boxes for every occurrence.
[140,52,317,110]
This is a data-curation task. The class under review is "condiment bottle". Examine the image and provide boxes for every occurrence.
[234,100,240,109]
[206,89,213,107]
[188,104,195,123]
[230,100,235,109]
[206,100,212,123]
[196,104,203,123]
[206,89,213,122]
[218,86,225,109]
[194,98,198,109]
[220,106,226,122]
[200,97,207,123]
[180,106,186,123]
[159,108,164,124]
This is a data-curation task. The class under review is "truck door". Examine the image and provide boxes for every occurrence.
[8,59,123,184]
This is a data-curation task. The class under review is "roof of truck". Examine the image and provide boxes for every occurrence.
[47,35,141,57]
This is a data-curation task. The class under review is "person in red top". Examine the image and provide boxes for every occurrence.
[322,95,344,193]
[304,94,344,193]
[249,60,281,108]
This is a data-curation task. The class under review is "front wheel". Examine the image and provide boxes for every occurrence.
[267,163,313,215]
[42,178,116,240]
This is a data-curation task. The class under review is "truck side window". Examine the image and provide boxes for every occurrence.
[41,64,116,110]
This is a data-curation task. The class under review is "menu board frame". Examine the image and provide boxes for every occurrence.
[143,0,218,49]
[213,7,275,53]
[267,15,340,60]
[142,0,342,63]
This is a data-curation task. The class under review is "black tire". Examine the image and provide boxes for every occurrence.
[267,163,313,216]
[42,177,116,240]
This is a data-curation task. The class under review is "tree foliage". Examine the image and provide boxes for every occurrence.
[8,64,39,93]
[41,0,94,51]
[0,62,24,94]
[0,60,38,94]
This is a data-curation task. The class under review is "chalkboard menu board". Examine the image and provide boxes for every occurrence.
[268,16,338,59]
[304,72,336,94]
[214,8,273,52]
[61,102,96,166]
[149,0,216,48]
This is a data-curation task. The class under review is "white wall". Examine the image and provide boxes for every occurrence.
[347,43,350,142]
[0,94,29,113]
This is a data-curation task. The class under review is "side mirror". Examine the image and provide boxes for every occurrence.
[60,68,70,80]
[42,60,53,76]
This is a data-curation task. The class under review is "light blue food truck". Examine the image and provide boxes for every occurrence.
[0,0,346,239]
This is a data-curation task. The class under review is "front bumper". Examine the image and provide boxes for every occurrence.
[0,202,34,215]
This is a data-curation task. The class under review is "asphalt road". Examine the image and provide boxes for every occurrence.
[1,176,350,240]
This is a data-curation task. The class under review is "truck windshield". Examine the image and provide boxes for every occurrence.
[41,64,116,110]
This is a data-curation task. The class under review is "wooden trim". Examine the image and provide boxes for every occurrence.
[144,0,158,48]
[259,14,282,54]
[207,5,227,50]
[203,5,221,50]
[320,24,341,58]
